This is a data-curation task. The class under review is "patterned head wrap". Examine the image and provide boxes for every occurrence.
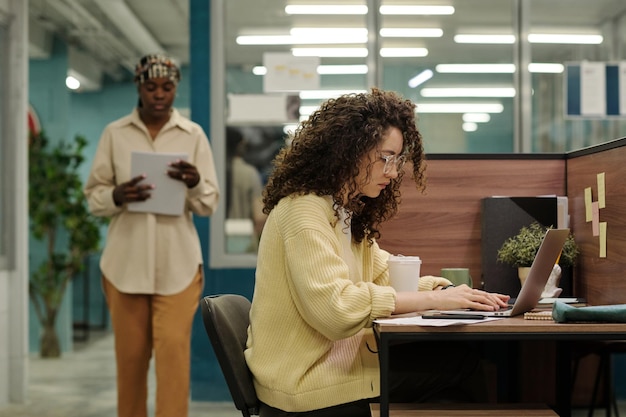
[134,54,180,85]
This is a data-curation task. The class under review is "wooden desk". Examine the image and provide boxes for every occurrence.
[373,317,626,417]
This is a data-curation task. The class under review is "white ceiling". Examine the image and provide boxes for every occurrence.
[27,0,626,91]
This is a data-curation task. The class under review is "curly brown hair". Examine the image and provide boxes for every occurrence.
[263,87,426,244]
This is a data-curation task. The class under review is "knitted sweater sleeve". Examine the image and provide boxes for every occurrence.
[277,196,396,341]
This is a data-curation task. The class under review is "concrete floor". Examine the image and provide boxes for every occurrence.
[0,331,240,417]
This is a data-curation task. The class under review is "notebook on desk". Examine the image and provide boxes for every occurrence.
[438,228,570,317]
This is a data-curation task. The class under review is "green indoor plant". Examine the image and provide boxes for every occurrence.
[29,131,106,358]
[496,222,579,268]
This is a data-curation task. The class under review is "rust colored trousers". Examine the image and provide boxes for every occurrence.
[102,268,203,417]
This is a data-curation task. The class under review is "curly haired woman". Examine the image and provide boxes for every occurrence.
[245,88,509,417]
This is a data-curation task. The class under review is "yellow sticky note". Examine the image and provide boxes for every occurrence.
[584,187,593,222]
[597,172,606,208]
[599,222,607,258]
[591,202,600,236]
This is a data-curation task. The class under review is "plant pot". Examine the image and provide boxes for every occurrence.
[518,267,531,287]
[518,264,564,298]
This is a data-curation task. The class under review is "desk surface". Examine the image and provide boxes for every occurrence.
[374,316,626,417]
[374,316,626,338]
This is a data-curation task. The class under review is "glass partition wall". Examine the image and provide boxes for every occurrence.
[210,0,626,268]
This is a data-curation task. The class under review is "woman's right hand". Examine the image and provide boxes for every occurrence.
[432,285,510,312]
[112,174,154,206]
[393,285,510,314]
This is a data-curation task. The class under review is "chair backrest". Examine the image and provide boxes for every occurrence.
[200,294,259,417]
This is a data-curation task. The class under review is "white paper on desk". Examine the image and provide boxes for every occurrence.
[128,151,188,216]
[374,316,503,327]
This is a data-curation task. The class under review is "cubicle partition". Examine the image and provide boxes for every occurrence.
[567,138,626,306]
[378,155,566,288]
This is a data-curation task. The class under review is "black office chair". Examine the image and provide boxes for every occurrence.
[200,294,260,417]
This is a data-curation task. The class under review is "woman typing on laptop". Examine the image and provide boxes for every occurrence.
[245,88,510,417]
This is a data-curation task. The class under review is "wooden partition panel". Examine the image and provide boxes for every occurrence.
[378,156,566,287]
[567,141,626,305]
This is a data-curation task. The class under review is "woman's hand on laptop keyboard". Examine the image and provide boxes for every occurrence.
[434,286,510,311]
[394,285,510,314]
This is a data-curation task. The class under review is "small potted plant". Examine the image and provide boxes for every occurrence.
[496,222,579,291]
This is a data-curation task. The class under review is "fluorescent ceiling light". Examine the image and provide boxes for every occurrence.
[299,89,367,100]
[380,48,428,57]
[290,27,368,43]
[528,33,603,44]
[380,28,443,38]
[380,5,454,15]
[253,65,368,75]
[285,5,368,15]
[292,47,368,57]
[317,64,368,74]
[463,113,491,123]
[421,87,515,98]
[408,69,433,88]
[237,30,366,45]
[416,103,504,113]
[528,63,564,73]
[252,66,267,75]
[454,34,515,44]
[436,64,515,73]
[290,28,367,37]
[463,122,478,132]
[455,32,603,45]
[435,63,564,74]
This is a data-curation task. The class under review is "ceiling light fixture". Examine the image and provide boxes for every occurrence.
[435,63,564,74]
[408,69,434,88]
[463,122,478,132]
[436,63,515,73]
[253,65,369,75]
[421,87,516,98]
[455,32,603,45]
[463,113,491,123]
[252,66,267,75]
[454,34,516,44]
[285,5,368,15]
[380,28,443,38]
[416,103,504,113]
[380,48,428,57]
[65,76,80,90]
[316,64,369,74]
[292,47,368,57]
[379,5,454,15]
[528,63,564,73]
[528,33,603,44]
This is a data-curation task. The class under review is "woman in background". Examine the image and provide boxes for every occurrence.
[84,54,219,417]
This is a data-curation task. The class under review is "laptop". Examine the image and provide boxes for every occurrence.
[438,228,570,317]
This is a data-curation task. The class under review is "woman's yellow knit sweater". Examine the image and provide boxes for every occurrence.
[244,194,449,412]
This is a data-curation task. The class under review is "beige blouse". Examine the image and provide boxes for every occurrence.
[84,108,219,295]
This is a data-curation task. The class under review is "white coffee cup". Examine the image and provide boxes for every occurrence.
[387,255,421,292]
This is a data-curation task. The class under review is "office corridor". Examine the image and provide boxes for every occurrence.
[0,331,239,417]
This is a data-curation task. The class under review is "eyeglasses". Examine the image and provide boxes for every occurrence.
[379,153,407,174]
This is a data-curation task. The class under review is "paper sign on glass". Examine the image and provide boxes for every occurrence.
[128,151,188,216]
